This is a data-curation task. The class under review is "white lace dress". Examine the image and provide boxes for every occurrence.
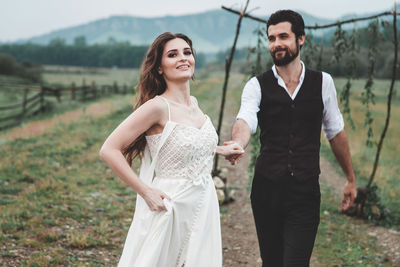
[118,97,222,267]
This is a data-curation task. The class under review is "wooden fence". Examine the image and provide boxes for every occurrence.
[0,82,132,131]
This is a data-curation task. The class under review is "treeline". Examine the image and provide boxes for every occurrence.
[215,22,400,79]
[0,37,148,68]
[0,36,207,69]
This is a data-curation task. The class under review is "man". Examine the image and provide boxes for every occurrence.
[225,10,357,267]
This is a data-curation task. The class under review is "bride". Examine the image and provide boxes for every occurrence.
[99,32,243,267]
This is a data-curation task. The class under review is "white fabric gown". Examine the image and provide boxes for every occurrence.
[118,97,222,267]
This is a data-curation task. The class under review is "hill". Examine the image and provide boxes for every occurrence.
[23,9,334,52]
[12,6,398,52]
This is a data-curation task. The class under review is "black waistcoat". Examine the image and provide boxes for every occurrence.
[254,68,323,181]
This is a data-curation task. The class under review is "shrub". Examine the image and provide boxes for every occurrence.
[0,53,42,82]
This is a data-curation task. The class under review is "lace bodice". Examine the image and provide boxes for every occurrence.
[144,96,218,182]
[145,116,218,181]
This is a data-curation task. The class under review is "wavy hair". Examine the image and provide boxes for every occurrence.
[122,32,195,165]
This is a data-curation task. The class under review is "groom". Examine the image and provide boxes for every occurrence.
[225,10,357,266]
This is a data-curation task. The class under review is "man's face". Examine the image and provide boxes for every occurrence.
[267,22,304,66]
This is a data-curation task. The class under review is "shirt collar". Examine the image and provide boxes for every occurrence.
[271,61,305,83]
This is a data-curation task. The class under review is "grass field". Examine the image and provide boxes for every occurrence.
[0,66,139,133]
[42,65,140,88]
[0,66,399,265]
[324,77,400,224]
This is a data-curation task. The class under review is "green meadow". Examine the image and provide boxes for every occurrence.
[0,66,399,266]
[323,78,400,223]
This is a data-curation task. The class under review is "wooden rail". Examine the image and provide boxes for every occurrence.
[0,81,133,131]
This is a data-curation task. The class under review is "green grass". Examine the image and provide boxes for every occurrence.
[0,104,137,265]
[313,182,391,266]
[322,77,400,226]
[42,65,139,87]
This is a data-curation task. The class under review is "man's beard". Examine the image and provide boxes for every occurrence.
[271,40,300,66]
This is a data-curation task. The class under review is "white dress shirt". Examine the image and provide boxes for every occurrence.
[236,62,344,140]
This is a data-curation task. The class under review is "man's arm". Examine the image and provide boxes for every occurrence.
[224,119,252,165]
[232,119,252,149]
[224,77,261,165]
[329,129,357,211]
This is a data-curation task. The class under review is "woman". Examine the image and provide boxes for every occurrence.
[99,32,243,267]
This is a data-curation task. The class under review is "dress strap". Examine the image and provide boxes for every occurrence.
[158,95,171,121]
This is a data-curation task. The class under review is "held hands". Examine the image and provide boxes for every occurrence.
[341,180,357,211]
[141,187,171,212]
[217,141,244,165]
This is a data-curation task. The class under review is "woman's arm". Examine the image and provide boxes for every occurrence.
[99,97,170,211]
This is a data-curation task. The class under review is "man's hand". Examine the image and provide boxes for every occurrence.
[329,130,357,212]
[341,180,357,211]
[223,141,244,165]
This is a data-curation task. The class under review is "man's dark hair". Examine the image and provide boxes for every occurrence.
[267,10,305,38]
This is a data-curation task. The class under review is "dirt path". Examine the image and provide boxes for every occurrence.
[219,148,261,267]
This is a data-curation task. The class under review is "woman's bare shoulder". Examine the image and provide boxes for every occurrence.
[138,95,167,115]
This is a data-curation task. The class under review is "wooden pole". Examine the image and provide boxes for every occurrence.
[21,88,28,118]
[92,81,97,99]
[222,6,396,29]
[113,81,118,93]
[55,88,61,103]
[40,87,44,112]
[367,4,398,187]
[83,85,87,101]
[213,0,250,175]
[71,82,76,100]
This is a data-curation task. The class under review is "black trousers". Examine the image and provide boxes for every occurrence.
[250,173,321,267]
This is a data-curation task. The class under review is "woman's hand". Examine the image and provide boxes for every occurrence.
[141,187,171,212]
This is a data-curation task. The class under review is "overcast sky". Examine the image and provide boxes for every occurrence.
[0,0,396,42]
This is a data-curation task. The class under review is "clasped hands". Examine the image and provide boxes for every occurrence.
[218,141,245,165]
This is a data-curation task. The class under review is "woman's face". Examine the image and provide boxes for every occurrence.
[158,38,195,82]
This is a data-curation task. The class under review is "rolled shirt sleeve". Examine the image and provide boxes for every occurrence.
[236,77,261,134]
[322,72,345,140]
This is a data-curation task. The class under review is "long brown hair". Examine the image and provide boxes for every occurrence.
[123,32,195,166]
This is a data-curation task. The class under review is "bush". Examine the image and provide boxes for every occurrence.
[0,53,17,75]
[0,53,42,82]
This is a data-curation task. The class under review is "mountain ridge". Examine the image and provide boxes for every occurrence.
[13,7,397,52]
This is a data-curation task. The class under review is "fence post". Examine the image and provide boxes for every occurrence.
[71,82,76,100]
[55,88,61,103]
[82,85,87,101]
[40,87,45,112]
[21,88,29,118]
[113,81,118,94]
[92,81,97,99]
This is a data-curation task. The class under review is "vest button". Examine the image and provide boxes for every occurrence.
[290,172,294,176]
[291,103,295,109]
[289,149,293,155]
